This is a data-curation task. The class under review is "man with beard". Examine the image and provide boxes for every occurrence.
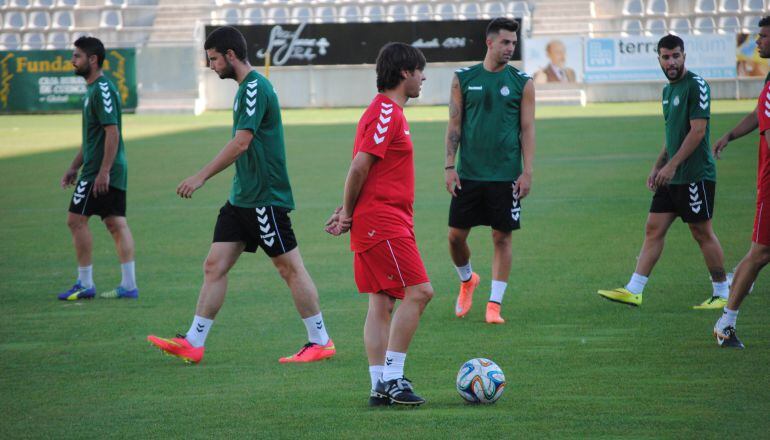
[147,26,335,364]
[57,36,138,301]
[444,18,536,324]
[598,34,729,309]
[712,16,770,349]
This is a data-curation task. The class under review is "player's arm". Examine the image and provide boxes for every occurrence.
[515,80,536,199]
[93,124,119,197]
[647,144,668,191]
[61,148,84,188]
[177,130,253,198]
[713,105,759,159]
[329,152,378,235]
[444,74,463,196]
[654,118,707,187]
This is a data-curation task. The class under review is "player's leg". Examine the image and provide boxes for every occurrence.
[487,229,512,324]
[364,292,395,406]
[100,215,138,299]
[688,220,729,309]
[273,248,335,363]
[448,180,482,317]
[483,181,519,322]
[58,212,96,300]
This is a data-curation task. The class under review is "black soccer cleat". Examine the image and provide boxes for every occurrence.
[374,377,425,406]
[714,326,745,349]
[368,390,391,407]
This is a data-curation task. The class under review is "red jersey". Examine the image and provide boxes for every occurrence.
[758,78,770,198]
[350,94,415,252]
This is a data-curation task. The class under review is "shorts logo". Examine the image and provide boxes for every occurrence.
[689,183,702,214]
[72,180,88,205]
[368,230,376,237]
[500,86,510,96]
[511,191,521,221]
[256,207,275,247]
[387,275,394,280]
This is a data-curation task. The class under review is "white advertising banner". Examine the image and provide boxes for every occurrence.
[523,37,584,84]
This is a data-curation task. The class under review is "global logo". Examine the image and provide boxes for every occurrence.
[500,86,510,96]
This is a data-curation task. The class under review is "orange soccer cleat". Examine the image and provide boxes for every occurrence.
[147,334,205,364]
[485,302,505,324]
[279,339,336,363]
[455,272,480,318]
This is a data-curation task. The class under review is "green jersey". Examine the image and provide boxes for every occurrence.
[80,76,127,190]
[661,70,715,184]
[455,63,532,182]
[230,70,294,210]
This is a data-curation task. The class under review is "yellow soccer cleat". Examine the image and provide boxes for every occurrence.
[597,287,642,307]
[693,296,727,310]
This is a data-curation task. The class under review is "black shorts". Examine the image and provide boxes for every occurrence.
[213,201,297,257]
[448,179,521,232]
[68,180,126,219]
[650,180,715,223]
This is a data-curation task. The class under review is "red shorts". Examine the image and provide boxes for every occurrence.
[353,237,430,299]
[753,197,770,246]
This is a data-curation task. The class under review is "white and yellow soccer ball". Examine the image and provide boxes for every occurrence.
[456,358,506,404]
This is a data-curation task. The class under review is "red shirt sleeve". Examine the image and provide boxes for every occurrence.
[760,84,770,135]
[357,103,401,159]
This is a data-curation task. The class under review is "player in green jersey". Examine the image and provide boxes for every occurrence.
[598,34,729,309]
[57,36,138,301]
[444,18,536,324]
[147,26,335,364]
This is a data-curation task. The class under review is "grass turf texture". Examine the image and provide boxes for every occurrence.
[1,101,768,438]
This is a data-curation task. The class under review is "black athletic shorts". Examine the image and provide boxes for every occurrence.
[68,179,126,219]
[650,180,715,223]
[213,201,297,257]
[448,179,521,232]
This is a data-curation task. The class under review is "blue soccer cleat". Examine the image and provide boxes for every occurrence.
[57,282,96,301]
[99,286,139,299]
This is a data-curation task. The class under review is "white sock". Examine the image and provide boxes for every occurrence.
[712,280,729,299]
[369,365,384,390]
[78,265,93,288]
[381,351,406,381]
[120,261,137,290]
[719,307,739,329]
[302,312,330,345]
[625,272,648,295]
[185,315,213,348]
[455,262,473,283]
[489,280,507,304]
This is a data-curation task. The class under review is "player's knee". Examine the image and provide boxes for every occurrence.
[447,231,465,247]
[66,216,86,231]
[103,218,123,235]
[203,256,225,279]
[688,225,712,244]
[491,232,511,248]
[414,285,434,304]
[644,222,666,240]
[750,245,770,266]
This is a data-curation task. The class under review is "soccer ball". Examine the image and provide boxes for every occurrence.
[456,358,506,404]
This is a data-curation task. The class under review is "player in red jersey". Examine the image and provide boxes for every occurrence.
[711,16,770,348]
[325,42,432,406]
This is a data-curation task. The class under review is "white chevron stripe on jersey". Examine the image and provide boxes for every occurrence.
[381,102,393,109]
[379,114,391,124]
[376,123,388,134]
[373,103,394,145]
[245,80,257,117]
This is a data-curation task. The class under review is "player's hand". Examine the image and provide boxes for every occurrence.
[324,206,344,235]
[93,171,110,198]
[177,174,205,199]
[60,168,78,189]
[333,208,353,235]
[647,168,659,191]
[513,172,532,199]
[445,168,462,197]
[654,163,675,188]
[713,135,730,159]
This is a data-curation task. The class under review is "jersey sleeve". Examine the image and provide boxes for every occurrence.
[688,77,710,120]
[356,104,401,159]
[93,82,119,126]
[234,79,268,134]
[759,85,770,135]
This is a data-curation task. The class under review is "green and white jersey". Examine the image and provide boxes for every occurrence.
[455,63,532,182]
[661,70,715,184]
[80,76,127,190]
[230,70,294,210]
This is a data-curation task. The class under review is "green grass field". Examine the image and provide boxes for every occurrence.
[1,101,768,439]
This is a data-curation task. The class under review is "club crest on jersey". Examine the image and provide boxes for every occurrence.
[673,96,680,106]
[500,86,510,96]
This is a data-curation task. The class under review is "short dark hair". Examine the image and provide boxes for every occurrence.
[759,16,770,28]
[74,36,105,68]
[375,42,426,92]
[486,17,519,37]
[204,26,248,61]
[657,34,684,52]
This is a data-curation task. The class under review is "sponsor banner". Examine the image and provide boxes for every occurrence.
[205,20,521,66]
[737,33,770,78]
[523,37,583,84]
[0,49,136,113]
[583,35,736,83]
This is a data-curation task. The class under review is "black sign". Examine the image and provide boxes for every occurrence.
[205,20,522,66]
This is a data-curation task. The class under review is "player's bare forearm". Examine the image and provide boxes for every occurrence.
[198,130,252,181]
[654,146,668,169]
[341,152,376,216]
[69,149,84,171]
[444,74,463,167]
[725,107,759,142]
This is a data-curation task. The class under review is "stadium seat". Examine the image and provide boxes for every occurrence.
[10,0,31,8]
[742,15,761,32]
[0,32,21,50]
[52,10,74,29]
[22,31,45,49]
[695,0,717,13]
[459,2,480,20]
[290,6,311,23]
[482,2,506,19]
[645,18,667,35]
[622,19,644,36]
[742,0,764,11]
[694,16,716,33]
[105,0,125,6]
[4,11,26,29]
[387,4,408,22]
[243,8,263,24]
[315,6,334,23]
[100,9,122,28]
[434,3,456,21]
[718,15,741,33]
[33,0,56,7]
[27,10,51,29]
[216,0,241,5]
[362,5,384,23]
[411,3,431,21]
[508,1,530,17]
[669,18,691,34]
[46,30,69,49]
[719,0,741,12]
[338,5,359,23]
[56,0,78,7]
[216,8,240,25]
[622,0,644,16]
[645,0,668,15]
[267,7,288,24]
